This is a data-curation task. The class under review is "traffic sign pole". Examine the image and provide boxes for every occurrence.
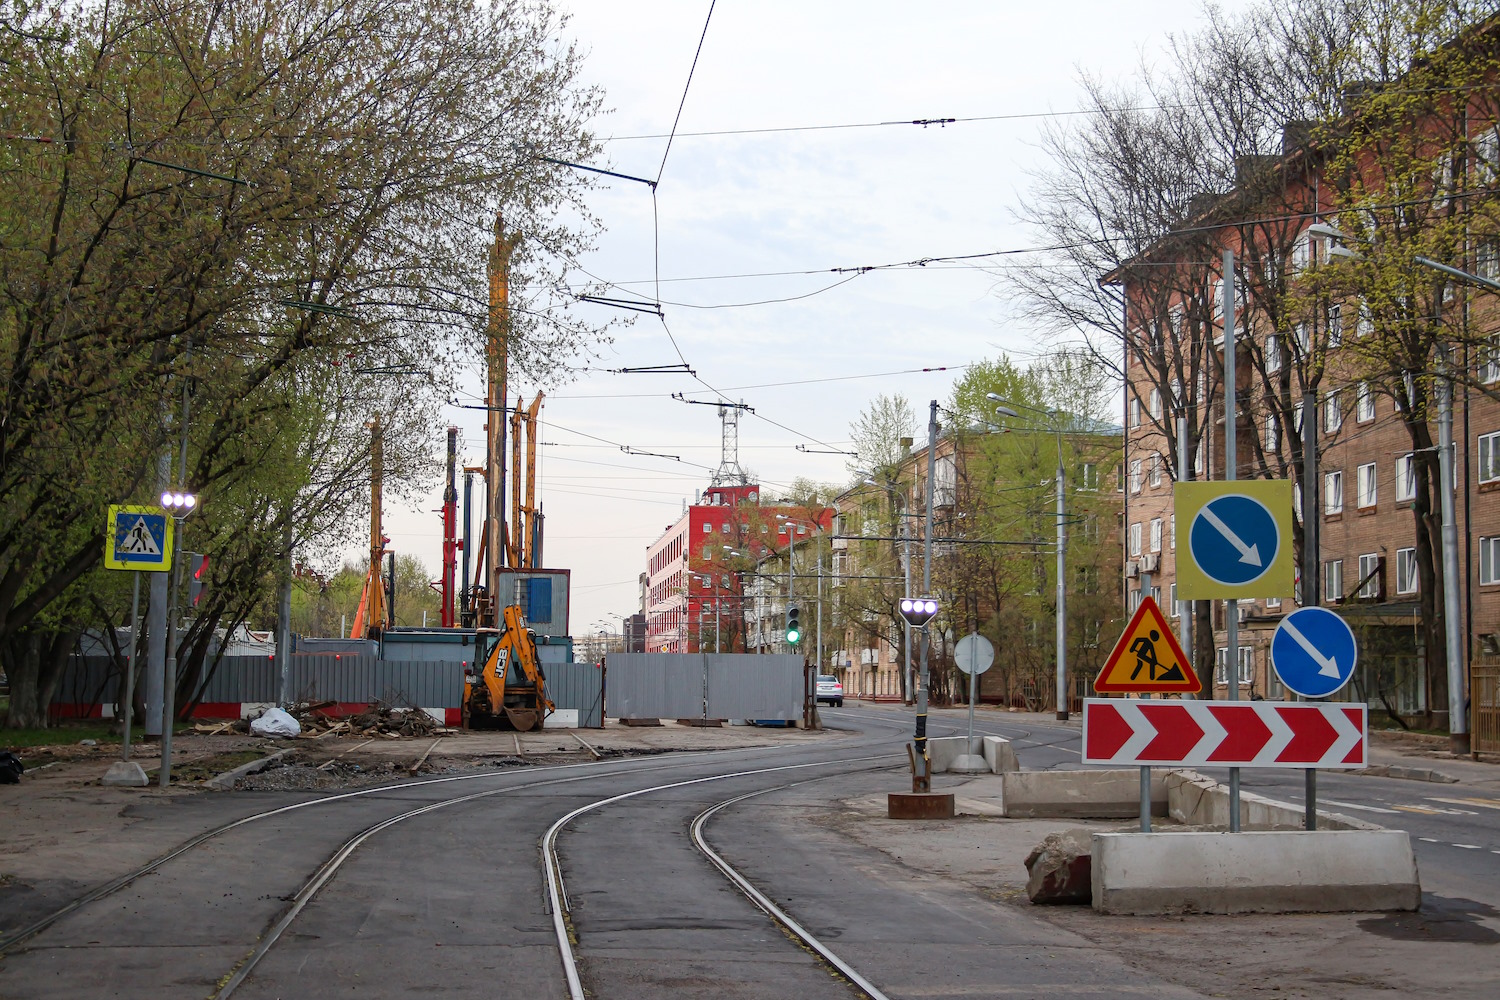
[122,571,139,762]
[1224,248,1241,834]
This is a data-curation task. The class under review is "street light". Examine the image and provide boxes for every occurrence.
[1321,231,1470,753]
[988,393,1071,721]
[859,470,916,704]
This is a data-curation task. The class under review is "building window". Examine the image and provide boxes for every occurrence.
[1265,334,1281,373]
[1129,522,1142,557]
[1170,514,1176,550]
[1265,411,1278,449]
[1194,439,1205,476]
[1480,537,1500,585]
[1357,462,1377,508]
[1356,300,1374,337]
[1480,337,1500,384]
[1150,388,1162,419]
[1149,518,1162,553]
[1266,593,1281,609]
[1293,322,1311,357]
[1324,470,1343,514]
[1480,431,1500,483]
[703,546,712,560]
[1129,397,1141,428]
[702,523,711,533]
[1396,453,1416,502]
[1396,547,1418,595]
[721,523,730,533]
[1327,302,1342,347]
[1081,463,1098,489]
[1325,559,1344,602]
[1324,391,1341,433]
[1149,453,1163,488]
[1215,647,1255,685]
[1358,553,1381,599]
[1170,582,1180,618]
[1356,381,1375,422]
[1477,126,1500,185]
[1130,459,1142,494]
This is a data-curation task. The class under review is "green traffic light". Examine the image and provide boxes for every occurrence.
[787,628,801,644]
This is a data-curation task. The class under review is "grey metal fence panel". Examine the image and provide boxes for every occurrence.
[604,653,706,719]
[545,661,604,728]
[706,654,803,720]
[199,656,276,703]
[52,656,116,708]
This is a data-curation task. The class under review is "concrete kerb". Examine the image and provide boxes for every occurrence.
[204,748,292,791]
[1091,829,1421,914]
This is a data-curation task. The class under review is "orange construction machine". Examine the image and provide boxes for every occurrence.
[462,604,554,731]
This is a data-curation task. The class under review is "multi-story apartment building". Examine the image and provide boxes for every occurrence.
[1118,43,1500,733]
[829,415,1123,709]
[642,483,833,653]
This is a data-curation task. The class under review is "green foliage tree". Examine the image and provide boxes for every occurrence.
[0,0,608,726]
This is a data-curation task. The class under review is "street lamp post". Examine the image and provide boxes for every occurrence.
[861,472,915,704]
[989,394,1070,720]
[1315,226,1473,753]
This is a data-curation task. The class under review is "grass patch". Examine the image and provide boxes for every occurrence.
[2,722,120,750]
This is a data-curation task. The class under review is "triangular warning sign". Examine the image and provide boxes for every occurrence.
[119,517,162,555]
[1094,595,1201,693]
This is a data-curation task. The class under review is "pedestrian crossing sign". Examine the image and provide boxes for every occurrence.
[104,504,173,572]
[1094,595,1200,694]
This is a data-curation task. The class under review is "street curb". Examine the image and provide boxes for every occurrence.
[1355,763,1460,784]
[204,749,291,791]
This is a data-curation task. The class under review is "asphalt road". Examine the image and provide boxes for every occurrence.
[0,710,1203,1000]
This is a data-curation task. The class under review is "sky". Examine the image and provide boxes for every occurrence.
[373,0,1249,639]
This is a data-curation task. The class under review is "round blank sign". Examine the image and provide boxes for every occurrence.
[954,633,995,675]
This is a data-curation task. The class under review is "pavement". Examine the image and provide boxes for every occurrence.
[2,707,1500,995]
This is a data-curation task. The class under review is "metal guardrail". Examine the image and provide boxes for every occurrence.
[1474,661,1500,755]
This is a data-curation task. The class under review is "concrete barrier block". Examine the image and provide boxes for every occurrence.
[926,736,971,773]
[982,735,1019,774]
[1166,769,1379,831]
[1003,768,1166,819]
[1091,830,1421,915]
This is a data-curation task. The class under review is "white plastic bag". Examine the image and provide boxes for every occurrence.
[250,706,301,737]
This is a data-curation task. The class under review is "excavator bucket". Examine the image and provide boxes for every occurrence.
[503,707,540,732]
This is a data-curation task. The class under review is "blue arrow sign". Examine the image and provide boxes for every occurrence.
[1271,607,1358,698]
[1188,493,1280,587]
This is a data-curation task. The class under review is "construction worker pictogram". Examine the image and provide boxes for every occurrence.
[1094,595,1201,694]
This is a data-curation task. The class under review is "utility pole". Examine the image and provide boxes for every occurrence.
[917,399,939,787]
[1302,386,1320,829]
[1054,426,1067,721]
[1438,349,1469,754]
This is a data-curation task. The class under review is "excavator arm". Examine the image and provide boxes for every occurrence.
[464,605,552,731]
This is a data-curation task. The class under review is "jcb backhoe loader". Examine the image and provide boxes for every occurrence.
[462,605,554,731]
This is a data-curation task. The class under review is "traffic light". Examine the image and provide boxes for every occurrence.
[188,553,209,607]
[898,596,939,627]
[785,605,801,646]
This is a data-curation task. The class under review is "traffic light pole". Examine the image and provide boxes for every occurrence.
[915,399,938,792]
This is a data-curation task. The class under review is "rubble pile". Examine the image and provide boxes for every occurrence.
[205,701,458,740]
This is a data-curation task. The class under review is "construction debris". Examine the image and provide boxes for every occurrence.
[281,701,457,740]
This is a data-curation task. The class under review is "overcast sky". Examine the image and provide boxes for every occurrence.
[375,0,1248,637]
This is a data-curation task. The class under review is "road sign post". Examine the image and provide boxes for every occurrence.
[954,633,994,753]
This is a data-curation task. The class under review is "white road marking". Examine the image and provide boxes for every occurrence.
[1453,844,1483,850]
[1318,798,1401,815]
[1419,837,1440,842]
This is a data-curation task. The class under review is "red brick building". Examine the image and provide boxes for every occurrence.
[643,484,833,653]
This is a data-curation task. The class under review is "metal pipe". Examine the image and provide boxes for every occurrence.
[122,572,139,761]
[1055,426,1067,720]
[1303,387,1320,829]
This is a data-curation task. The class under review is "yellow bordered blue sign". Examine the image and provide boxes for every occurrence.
[1175,481,1294,600]
[104,505,173,572]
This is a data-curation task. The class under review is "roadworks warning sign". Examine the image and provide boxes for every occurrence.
[1093,595,1200,694]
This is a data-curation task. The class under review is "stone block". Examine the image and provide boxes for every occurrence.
[100,761,149,787]
[888,792,956,819]
[1003,768,1166,819]
[982,735,1019,773]
[1025,828,1093,904]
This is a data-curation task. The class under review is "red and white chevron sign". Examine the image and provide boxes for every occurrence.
[1082,698,1367,768]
